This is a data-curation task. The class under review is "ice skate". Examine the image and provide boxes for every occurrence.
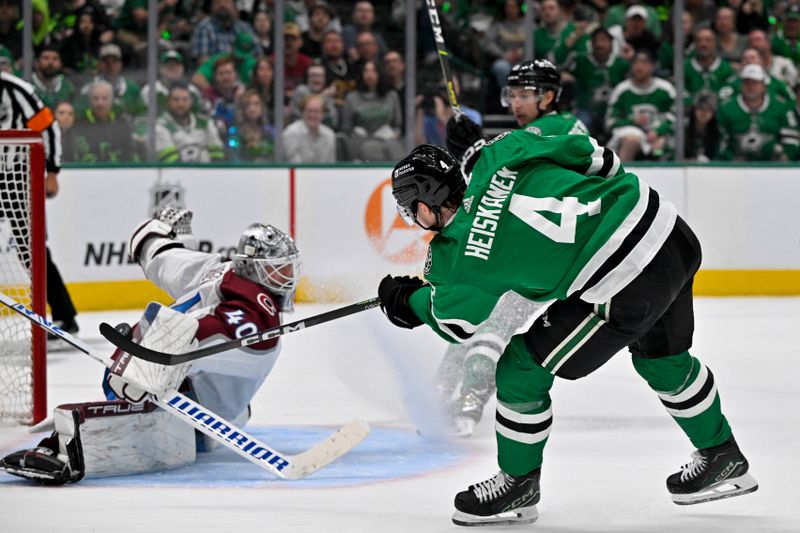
[452,469,540,526]
[667,437,758,505]
[447,388,493,437]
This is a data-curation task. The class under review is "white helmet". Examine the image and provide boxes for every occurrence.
[232,223,301,312]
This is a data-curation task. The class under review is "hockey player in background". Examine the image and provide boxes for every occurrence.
[0,209,301,485]
[436,59,590,436]
[378,138,757,526]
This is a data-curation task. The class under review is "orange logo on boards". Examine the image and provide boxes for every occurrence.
[364,178,431,264]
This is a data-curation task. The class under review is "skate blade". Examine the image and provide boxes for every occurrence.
[452,506,538,527]
[672,473,759,505]
[0,464,60,483]
[451,417,476,438]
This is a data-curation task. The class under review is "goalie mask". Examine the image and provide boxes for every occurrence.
[501,59,562,110]
[392,144,466,232]
[232,224,301,312]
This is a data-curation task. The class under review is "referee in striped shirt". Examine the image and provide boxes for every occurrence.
[0,70,62,192]
[1,70,79,336]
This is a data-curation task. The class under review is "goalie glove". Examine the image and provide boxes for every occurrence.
[106,303,197,403]
[128,208,196,264]
[378,275,426,329]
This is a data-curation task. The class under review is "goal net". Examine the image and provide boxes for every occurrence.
[0,130,46,424]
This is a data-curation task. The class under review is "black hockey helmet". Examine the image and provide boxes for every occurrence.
[502,59,563,108]
[392,144,465,230]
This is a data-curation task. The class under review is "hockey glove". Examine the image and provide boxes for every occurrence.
[106,372,149,404]
[446,115,483,161]
[128,208,196,264]
[157,208,198,251]
[378,275,426,329]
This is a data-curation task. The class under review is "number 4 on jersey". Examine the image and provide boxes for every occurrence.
[509,194,601,243]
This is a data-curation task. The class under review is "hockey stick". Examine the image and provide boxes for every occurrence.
[0,291,370,480]
[99,296,382,366]
[424,0,462,118]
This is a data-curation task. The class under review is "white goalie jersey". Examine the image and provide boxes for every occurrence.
[115,245,285,422]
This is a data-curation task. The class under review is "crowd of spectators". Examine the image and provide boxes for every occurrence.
[2,0,800,163]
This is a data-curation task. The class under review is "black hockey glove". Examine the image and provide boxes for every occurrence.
[378,275,426,329]
[446,115,483,161]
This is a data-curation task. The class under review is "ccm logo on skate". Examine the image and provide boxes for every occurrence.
[165,394,290,470]
[715,460,744,483]
[501,488,539,513]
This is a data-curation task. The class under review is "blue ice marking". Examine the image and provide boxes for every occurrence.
[0,425,469,488]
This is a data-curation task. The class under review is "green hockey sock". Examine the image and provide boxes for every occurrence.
[495,336,555,475]
[632,351,732,449]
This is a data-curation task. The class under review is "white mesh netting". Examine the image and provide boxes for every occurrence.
[0,143,35,422]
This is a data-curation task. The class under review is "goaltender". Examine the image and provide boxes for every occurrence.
[1,209,300,484]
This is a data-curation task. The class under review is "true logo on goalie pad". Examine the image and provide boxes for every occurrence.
[59,400,156,419]
[166,394,290,471]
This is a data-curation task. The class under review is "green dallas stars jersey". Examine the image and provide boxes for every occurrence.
[606,78,676,136]
[684,56,735,96]
[522,111,589,136]
[570,52,629,116]
[717,94,800,161]
[718,75,795,106]
[408,131,677,343]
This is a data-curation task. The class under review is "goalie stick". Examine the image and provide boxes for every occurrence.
[100,296,382,366]
[0,291,369,480]
[424,0,461,118]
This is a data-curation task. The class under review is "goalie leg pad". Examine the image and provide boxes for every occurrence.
[0,401,197,484]
[57,400,196,477]
[0,409,85,486]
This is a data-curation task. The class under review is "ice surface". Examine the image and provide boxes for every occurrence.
[1,298,798,532]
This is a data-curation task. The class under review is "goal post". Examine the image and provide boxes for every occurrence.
[0,130,47,424]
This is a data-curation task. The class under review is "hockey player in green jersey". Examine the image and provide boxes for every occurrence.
[448,59,587,148]
[501,59,588,135]
[717,64,800,161]
[378,139,758,526]
[440,59,588,436]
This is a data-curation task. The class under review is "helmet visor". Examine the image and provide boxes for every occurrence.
[233,254,301,296]
[500,85,537,108]
[245,253,302,296]
[396,202,417,227]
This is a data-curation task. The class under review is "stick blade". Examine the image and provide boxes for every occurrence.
[283,419,371,480]
[99,322,180,364]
